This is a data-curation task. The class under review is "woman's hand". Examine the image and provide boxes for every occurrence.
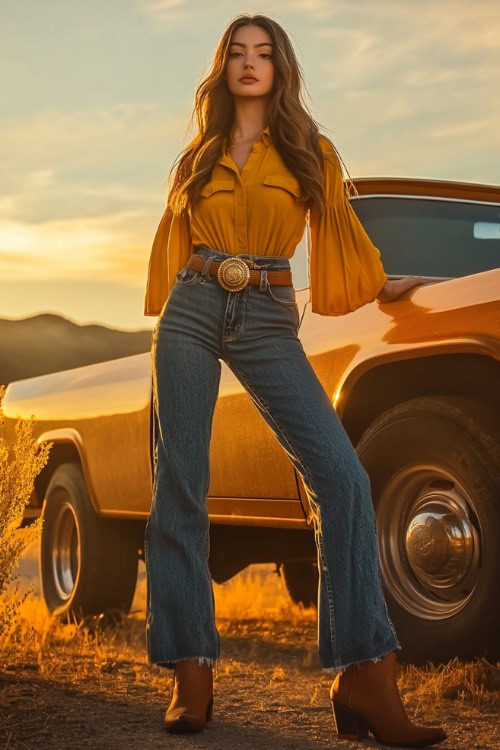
[376,276,429,304]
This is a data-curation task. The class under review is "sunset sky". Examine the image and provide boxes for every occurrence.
[1,0,499,330]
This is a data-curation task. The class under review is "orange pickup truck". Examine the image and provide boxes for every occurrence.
[2,175,499,667]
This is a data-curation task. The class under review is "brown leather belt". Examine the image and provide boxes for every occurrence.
[187,254,293,292]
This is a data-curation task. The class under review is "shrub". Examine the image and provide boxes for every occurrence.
[0,383,52,638]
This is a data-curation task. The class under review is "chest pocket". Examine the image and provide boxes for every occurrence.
[263,174,302,199]
[200,178,236,197]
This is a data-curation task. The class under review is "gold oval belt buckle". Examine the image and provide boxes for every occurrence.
[217,257,252,292]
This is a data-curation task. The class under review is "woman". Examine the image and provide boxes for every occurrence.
[143,13,447,746]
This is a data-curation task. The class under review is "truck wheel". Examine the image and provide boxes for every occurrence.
[357,395,500,665]
[282,560,319,608]
[39,461,139,621]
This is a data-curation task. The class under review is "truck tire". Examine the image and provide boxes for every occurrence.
[39,461,139,621]
[357,395,500,665]
[282,560,319,608]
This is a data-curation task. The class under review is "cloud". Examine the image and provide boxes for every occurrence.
[0,103,191,293]
[430,117,500,141]
[294,0,500,179]
[0,104,185,180]
[0,210,153,283]
[139,0,195,25]
[0,105,190,223]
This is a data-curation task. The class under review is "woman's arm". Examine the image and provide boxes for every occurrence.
[375,275,429,303]
[308,137,389,315]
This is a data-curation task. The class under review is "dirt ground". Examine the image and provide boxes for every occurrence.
[1,613,499,750]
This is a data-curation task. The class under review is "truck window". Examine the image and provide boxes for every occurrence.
[351,196,500,278]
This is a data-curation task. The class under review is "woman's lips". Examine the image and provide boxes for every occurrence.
[240,78,257,83]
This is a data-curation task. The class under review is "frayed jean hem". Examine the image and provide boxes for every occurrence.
[151,655,221,678]
[320,643,402,677]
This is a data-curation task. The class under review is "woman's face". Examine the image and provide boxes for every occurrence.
[225,24,274,98]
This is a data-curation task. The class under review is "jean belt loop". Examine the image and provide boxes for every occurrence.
[259,267,268,292]
[200,256,214,284]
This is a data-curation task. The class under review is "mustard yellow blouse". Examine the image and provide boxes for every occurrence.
[144,126,387,316]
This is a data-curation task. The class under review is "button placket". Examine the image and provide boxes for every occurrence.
[234,176,248,253]
[235,140,263,252]
[215,137,265,255]
[239,138,259,177]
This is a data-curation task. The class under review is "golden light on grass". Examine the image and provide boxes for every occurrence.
[398,656,500,712]
[213,566,317,623]
[1,564,498,714]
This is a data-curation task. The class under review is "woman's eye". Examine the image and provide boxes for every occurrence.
[229,52,272,59]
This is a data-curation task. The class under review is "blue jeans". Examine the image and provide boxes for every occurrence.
[145,244,402,678]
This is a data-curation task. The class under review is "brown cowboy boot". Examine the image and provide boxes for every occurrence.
[330,650,447,747]
[164,658,214,733]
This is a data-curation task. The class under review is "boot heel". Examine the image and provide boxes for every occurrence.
[330,697,370,740]
[206,696,214,721]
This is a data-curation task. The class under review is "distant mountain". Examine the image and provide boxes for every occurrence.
[0,313,153,386]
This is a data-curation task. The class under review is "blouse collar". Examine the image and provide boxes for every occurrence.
[225,125,272,151]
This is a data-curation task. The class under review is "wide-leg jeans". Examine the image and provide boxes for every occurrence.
[145,244,402,678]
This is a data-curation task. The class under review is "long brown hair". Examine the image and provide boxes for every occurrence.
[166,13,357,217]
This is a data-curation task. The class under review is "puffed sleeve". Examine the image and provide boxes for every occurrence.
[144,204,192,316]
[308,137,387,315]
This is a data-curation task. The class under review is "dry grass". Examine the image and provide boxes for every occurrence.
[0,565,315,682]
[398,656,500,713]
[1,391,499,747]
[1,564,498,713]
[213,565,318,623]
[1,563,499,749]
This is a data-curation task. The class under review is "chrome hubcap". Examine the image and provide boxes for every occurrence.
[377,465,481,619]
[51,501,80,601]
